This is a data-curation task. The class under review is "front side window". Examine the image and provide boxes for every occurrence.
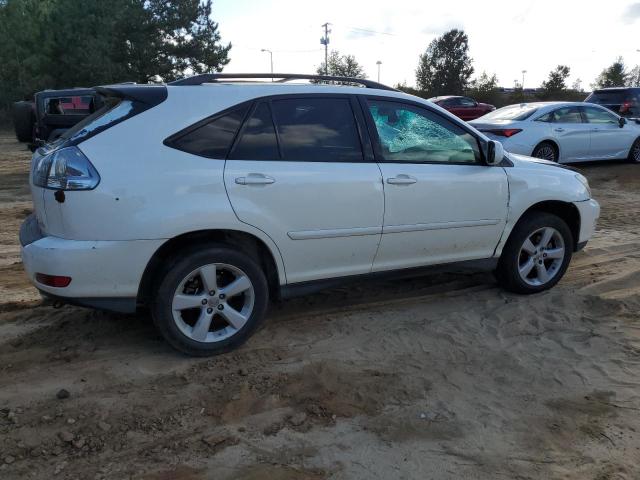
[170,105,249,159]
[583,106,618,125]
[552,107,583,124]
[270,97,363,162]
[367,100,481,164]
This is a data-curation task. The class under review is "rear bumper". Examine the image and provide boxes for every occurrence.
[574,198,600,246]
[20,217,164,311]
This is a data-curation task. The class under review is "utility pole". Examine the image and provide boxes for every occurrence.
[261,49,273,80]
[376,60,382,83]
[521,70,527,90]
[320,22,331,75]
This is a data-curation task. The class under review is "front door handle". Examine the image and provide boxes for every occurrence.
[386,174,417,185]
[235,173,276,185]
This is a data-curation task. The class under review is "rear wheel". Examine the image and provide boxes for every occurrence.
[628,138,640,163]
[532,141,558,162]
[151,245,269,356]
[496,212,573,294]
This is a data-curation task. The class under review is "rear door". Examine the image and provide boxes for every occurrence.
[224,95,384,284]
[548,106,592,161]
[583,105,636,159]
[361,97,509,272]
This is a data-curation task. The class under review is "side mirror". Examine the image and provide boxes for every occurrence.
[619,117,627,128]
[485,140,504,166]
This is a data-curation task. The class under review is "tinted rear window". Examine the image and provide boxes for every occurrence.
[586,90,630,104]
[230,103,279,160]
[481,104,538,121]
[170,105,249,159]
[271,98,363,162]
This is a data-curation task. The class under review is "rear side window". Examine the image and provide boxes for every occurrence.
[230,103,279,160]
[169,105,249,159]
[552,107,583,123]
[535,112,554,122]
[270,98,363,162]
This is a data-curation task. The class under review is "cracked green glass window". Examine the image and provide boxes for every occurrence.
[368,100,481,164]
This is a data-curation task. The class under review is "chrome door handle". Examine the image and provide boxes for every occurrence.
[553,128,565,132]
[387,174,417,185]
[235,174,275,185]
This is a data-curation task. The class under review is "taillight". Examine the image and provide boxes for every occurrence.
[36,273,72,288]
[32,146,100,190]
[620,101,632,113]
[484,129,522,138]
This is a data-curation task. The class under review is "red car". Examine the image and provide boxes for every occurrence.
[428,96,495,121]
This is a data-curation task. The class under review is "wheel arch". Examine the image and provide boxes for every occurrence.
[505,200,581,253]
[137,229,284,305]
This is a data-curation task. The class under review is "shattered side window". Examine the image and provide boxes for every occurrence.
[368,101,480,164]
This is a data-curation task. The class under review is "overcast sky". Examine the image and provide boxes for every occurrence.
[214,0,640,90]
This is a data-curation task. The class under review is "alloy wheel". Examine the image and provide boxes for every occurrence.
[534,145,556,162]
[171,263,255,343]
[633,141,640,163]
[517,227,565,287]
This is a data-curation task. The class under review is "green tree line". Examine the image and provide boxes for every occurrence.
[0,0,230,110]
[402,28,640,105]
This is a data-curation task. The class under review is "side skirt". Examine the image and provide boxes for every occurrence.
[279,258,499,300]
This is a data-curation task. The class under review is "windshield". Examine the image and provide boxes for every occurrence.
[481,104,538,121]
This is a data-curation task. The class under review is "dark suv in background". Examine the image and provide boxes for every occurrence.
[585,87,640,118]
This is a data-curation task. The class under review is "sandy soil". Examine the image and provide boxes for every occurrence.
[0,131,639,480]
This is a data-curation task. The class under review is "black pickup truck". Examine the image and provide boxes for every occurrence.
[12,88,102,148]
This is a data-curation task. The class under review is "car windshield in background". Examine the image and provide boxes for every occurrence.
[481,105,538,121]
[586,91,629,104]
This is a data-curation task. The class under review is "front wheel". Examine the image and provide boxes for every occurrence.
[151,245,269,356]
[496,213,573,294]
[628,138,640,163]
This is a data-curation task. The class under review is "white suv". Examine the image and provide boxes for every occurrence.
[20,74,600,356]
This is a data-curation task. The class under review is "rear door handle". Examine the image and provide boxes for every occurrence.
[553,127,565,132]
[386,174,417,185]
[235,173,275,185]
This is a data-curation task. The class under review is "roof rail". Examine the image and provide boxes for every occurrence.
[168,73,398,91]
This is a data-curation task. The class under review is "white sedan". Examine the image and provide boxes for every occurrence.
[470,102,640,163]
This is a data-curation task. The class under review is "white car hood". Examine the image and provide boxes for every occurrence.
[506,151,575,171]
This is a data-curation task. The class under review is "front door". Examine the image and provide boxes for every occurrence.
[224,96,384,284]
[582,106,634,160]
[362,98,509,272]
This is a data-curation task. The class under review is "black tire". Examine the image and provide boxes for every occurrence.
[496,212,573,294]
[628,138,640,163]
[11,101,35,143]
[151,245,269,356]
[532,141,558,162]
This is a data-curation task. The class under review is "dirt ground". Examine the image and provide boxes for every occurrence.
[0,131,639,480]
